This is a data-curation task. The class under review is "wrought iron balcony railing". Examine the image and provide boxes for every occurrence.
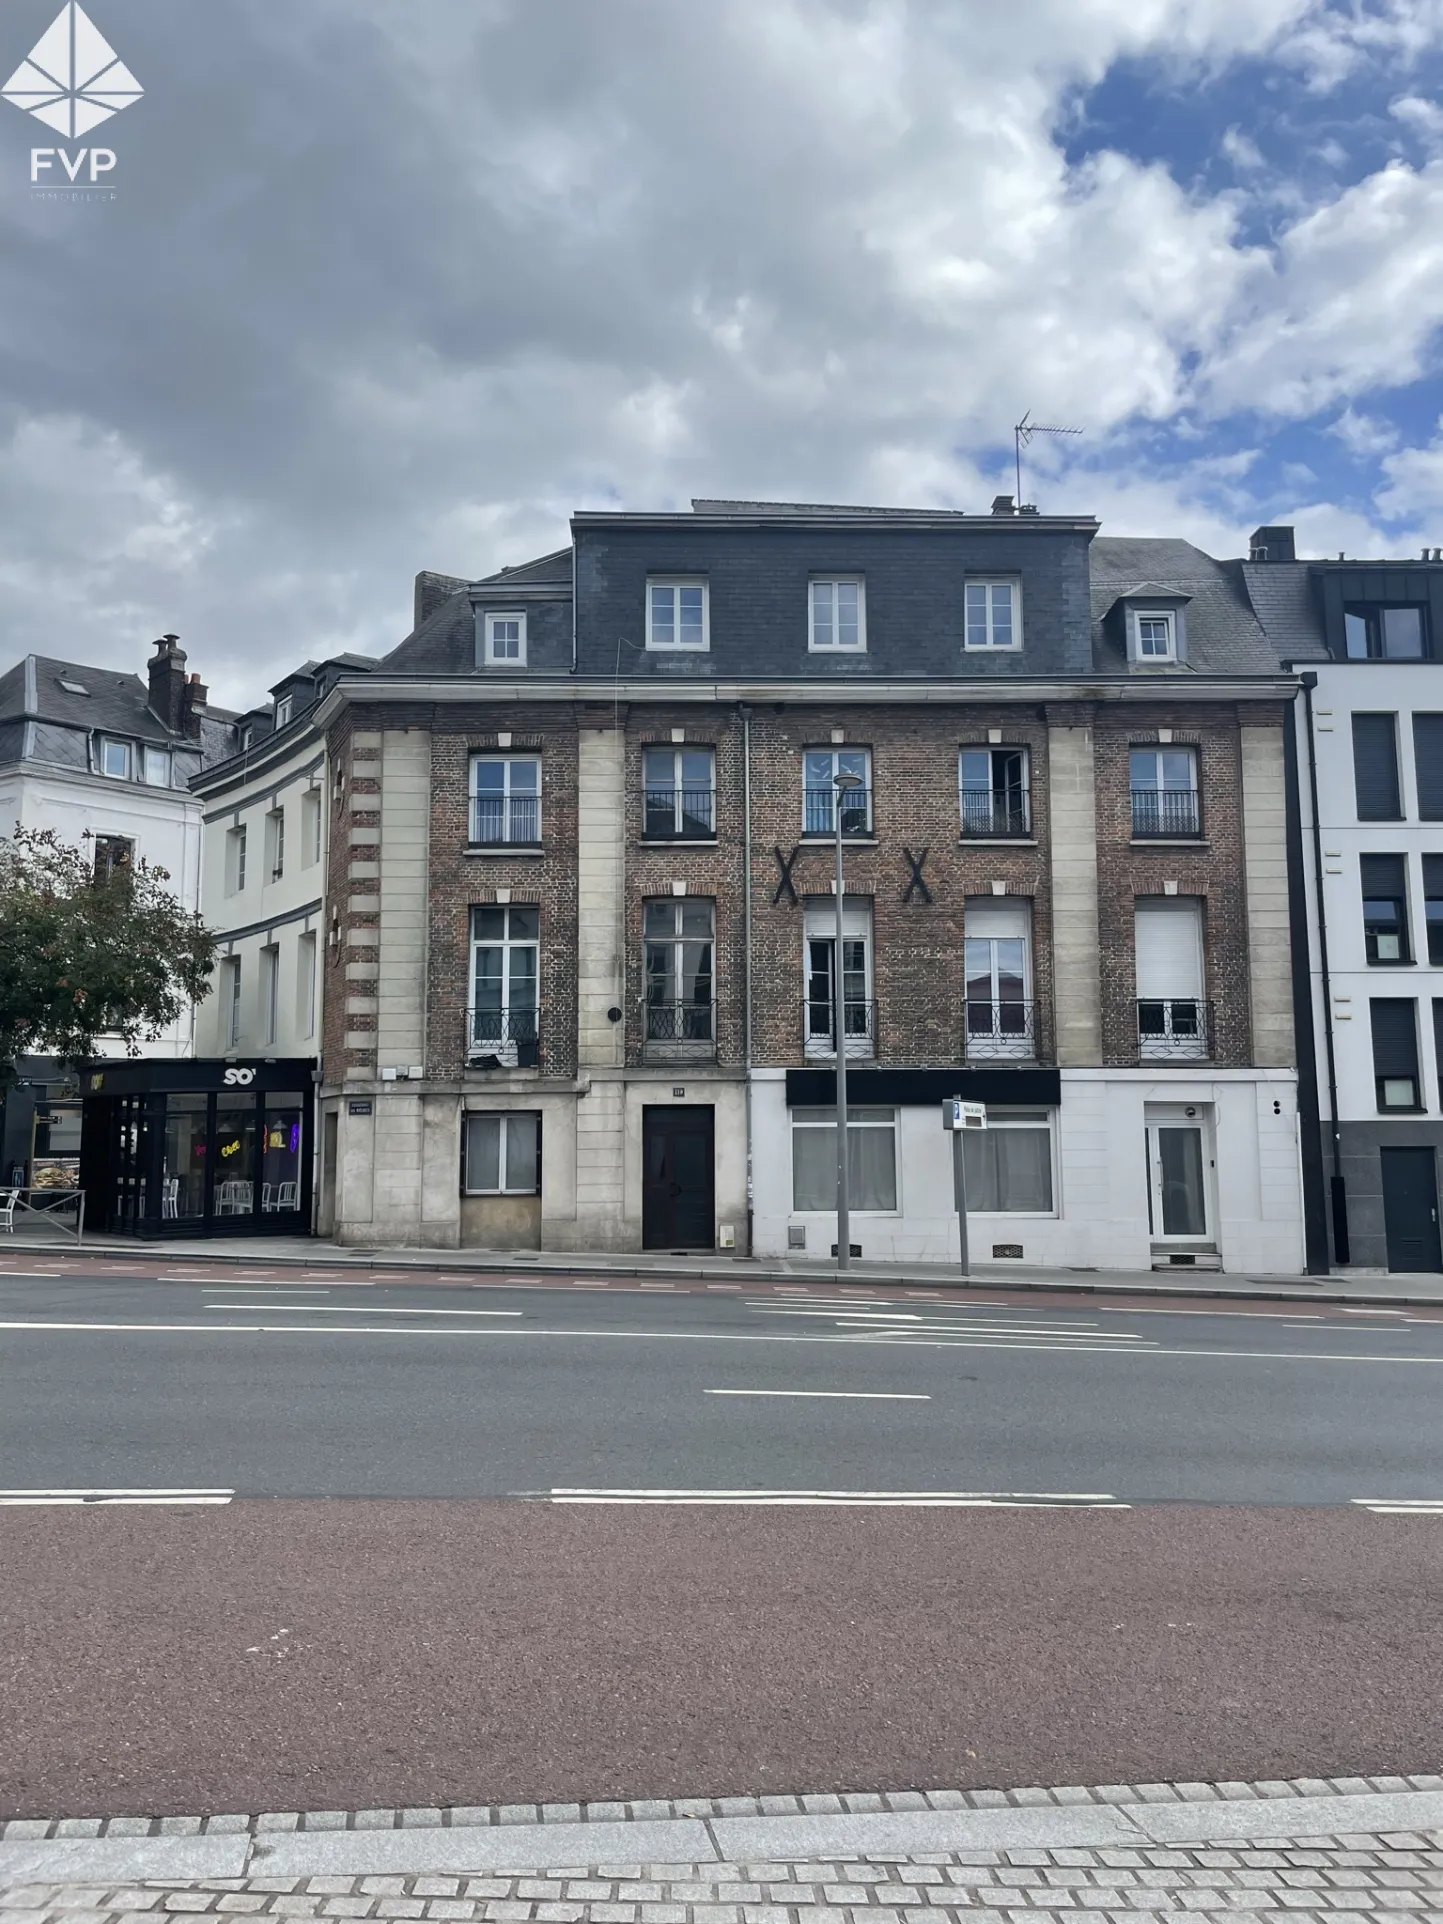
[465,1006,540,1067]
[803,787,873,837]
[470,795,541,846]
[643,998,717,1052]
[1131,789,1201,838]
[1136,997,1212,1060]
[643,787,716,839]
[803,997,877,1059]
[964,997,1036,1060]
[960,791,1032,838]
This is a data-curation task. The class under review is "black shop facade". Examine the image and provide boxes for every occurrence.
[79,1058,316,1237]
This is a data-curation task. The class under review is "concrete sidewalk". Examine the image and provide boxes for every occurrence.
[3,1776,1443,1899]
[13,1228,1443,1309]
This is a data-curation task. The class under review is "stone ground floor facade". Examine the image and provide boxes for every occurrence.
[320,1062,1303,1275]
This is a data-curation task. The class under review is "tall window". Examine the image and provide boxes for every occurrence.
[225,825,247,895]
[1131,747,1200,837]
[143,747,171,787]
[803,747,872,835]
[959,746,1030,836]
[483,611,527,665]
[803,898,873,1058]
[469,905,539,1056]
[224,957,243,1048]
[646,579,708,651]
[791,1107,897,1212]
[463,1113,541,1195]
[1414,716,1443,820]
[964,579,1019,650]
[470,754,541,845]
[297,932,317,1039]
[1352,714,1402,820]
[1361,853,1410,963]
[1371,998,1421,1110]
[964,899,1032,1058]
[809,578,865,651]
[644,899,714,1044]
[1135,897,1208,1058]
[275,695,293,728]
[265,806,285,883]
[302,789,322,867]
[260,944,280,1046]
[643,746,715,838]
[962,1110,1055,1213]
[1346,605,1428,659]
[99,737,132,779]
[1426,856,1443,966]
[1136,612,1176,661]
[92,834,133,884]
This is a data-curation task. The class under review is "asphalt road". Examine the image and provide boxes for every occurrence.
[5,1260,1443,1819]
[0,1266,1442,1503]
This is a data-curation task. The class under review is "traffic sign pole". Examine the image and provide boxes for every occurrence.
[951,1124,969,1282]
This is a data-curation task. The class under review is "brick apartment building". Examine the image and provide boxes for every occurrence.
[310,500,1304,1273]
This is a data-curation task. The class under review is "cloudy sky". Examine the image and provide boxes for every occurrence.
[3,0,1443,707]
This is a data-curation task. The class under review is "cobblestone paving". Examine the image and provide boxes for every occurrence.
[5,1836,1443,1924]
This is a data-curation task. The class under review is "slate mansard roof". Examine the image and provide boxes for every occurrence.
[0,653,238,776]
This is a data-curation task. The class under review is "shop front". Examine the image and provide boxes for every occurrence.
[79,1059,316,1237]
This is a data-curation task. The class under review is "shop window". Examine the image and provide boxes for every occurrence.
[791,1106,897,1212]
[962,1110,1056,1213]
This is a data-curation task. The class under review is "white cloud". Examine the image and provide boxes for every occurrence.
[1330,407,1401,457]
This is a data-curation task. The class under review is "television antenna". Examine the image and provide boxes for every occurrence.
[1014,411,1082,508]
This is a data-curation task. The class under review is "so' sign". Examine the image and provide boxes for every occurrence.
[942,1098,987,1132]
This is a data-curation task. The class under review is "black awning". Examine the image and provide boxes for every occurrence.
[785,1066,1062,1107]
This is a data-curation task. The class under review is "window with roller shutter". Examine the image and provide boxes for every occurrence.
[1414,715,1443,821]
[1352,713,1402,821]
[1371,998,1421,1111]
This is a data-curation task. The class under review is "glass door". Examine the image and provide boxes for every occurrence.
[162,1095,209,1223]
[213,1092,258,1222]
[1147,1123,1209,1239]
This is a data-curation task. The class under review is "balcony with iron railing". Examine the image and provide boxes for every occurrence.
[803,786,873,837]
[643,787,716,840]
[643,997,717,1057]
[963,997,1037,1060]
[465,1006,540,1068]
[470,794,542,847]
[1131,788,1201,838]
[1136,998,1212,1061]
[803,997,877,1060]
[960,791,1032,838]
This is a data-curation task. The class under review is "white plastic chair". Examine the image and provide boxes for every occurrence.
[0,1189,18,1233]
[162,1177,179,1219]
[276,1180,300,1211]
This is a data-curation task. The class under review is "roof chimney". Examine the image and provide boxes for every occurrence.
[991,494,1016,516]
[148,634,187,733]
[1248,525,1296,564]
[181,670,207,742]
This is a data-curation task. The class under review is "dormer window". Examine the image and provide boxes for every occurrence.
[483,611,527,666]
[964,579,1020,651]
[99,737,132,779]
[1137,612,1176,661]
[1345,605,1428,660]
[275,695,293,728]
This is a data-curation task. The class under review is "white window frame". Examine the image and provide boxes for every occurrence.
[468,904,540,1051]
[99,737,132,779]
[963,578,1022,651]
[646,578,710,652]
[802,746,873,837]
[462,1111,542,1195]
[265,805,285,884]
[225,957,243,1048]
[961,1108,1058,1217]
[260,943,280,1047]
[809,577,866,652]
[142,747,171,787]
[789,1106,900,1215]
[1136,610,1176,661]
[297,931,317,1040]
[275,695,293,729]
[469,753,542,846]
[225,825,247,896]
[483,610,528,666]
[642,745,716,838]
[803,898,874,1060]
[302,788,322,868]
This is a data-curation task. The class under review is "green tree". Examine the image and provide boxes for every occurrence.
[0,826,216,1074]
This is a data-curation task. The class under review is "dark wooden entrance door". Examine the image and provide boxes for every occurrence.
[642,1105,715,1250]
[1381,1146,1442,1272]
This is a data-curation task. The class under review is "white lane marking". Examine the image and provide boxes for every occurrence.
[1342,1307,1407,1315]
[1352,1498,1443,1513]
[546,1487,1127,1507]
[0,1487,233,1505]
[201,1304,524,1318]
[704,1388,930,1400]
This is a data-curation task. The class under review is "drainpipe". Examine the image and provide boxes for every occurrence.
[1301,671,1348,1263]
[740,703,754,1257]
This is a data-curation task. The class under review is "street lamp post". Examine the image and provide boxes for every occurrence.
[833,770,864,1273]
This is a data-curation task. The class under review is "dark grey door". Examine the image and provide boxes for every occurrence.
[1381,1147,1442,1272]
[642,1106,714,1250]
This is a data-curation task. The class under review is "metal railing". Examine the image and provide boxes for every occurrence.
[1131,789,1201,838]
[964,998,1036,1059]
[0,1186,86,1243]
[465,1007,540,1066]
[803,787,873,836]
[643,787,716,838]
[470,795,541,846]
[1137,998,1212,1060]
[803,997,877,1058]
[644,998,717,1048]
[961,791,1031,838]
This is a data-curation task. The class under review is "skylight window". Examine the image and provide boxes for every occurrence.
[58,678,89,695]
